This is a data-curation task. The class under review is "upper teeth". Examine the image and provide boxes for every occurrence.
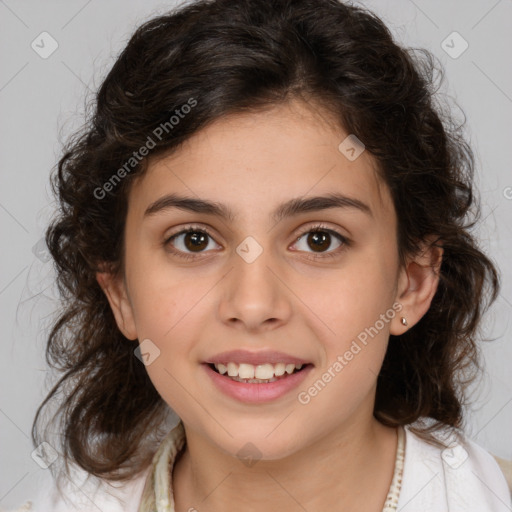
[214,362,303,379]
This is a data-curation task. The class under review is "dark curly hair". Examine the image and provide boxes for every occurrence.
[32,0,500,482]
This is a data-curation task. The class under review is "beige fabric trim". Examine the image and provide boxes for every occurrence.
[138,422,404,512]
[138,421,186,512]
[493,455,512,496]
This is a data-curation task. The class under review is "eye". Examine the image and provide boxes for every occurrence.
[290,224,350,260]
[163,223,350,261]
[164,226,220,260]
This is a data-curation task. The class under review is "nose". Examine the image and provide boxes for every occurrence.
[218,244,292,333]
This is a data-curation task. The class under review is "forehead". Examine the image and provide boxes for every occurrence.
[127,100,393,225]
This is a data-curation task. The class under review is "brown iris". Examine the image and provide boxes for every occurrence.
[307,231,331,252]
[184,231,209,251]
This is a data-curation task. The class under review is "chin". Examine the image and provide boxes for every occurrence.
[207,421,307,462]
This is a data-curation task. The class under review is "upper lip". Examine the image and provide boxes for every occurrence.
[205,349,312,366]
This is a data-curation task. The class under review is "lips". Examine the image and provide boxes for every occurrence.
[203,360,314,403]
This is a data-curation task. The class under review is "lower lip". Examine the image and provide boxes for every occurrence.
[202,363,314,404]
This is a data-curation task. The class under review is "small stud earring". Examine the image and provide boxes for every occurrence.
[400,317,408,326]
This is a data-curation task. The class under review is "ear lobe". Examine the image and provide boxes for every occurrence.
[390,240,443,335]
[96,270,138,340]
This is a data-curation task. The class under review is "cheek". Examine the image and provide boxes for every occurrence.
[309,249,396,340]
[297,268,394,419]
[127,275,206,415]
[126,249,202,340]
[300,245,397,403]
[126,262,218,373]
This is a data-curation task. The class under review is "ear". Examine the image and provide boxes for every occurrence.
[96,268,138,340]
[390,237,443,335]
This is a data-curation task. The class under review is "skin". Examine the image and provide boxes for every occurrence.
[97,98,442,511]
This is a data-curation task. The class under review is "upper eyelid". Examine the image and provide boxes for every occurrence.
[165,225,220,243]
[292,225,349,249]
[165,222,349,246]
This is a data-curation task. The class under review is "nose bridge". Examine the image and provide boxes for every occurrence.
[218,235,291,330]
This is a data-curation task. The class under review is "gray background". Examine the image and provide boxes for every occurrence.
[1,0,511,507]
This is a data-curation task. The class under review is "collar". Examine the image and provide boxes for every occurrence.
[138,420,186,512]
[137,420,406,512]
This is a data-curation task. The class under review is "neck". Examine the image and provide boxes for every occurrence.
[172,416,398,512]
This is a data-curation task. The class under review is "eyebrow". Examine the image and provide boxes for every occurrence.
[143,192,373,222]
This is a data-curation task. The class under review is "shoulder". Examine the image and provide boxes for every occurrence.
[0,503,33,512]
[494,455,512,493]
[398,421,512,511]
[3,465,150,512]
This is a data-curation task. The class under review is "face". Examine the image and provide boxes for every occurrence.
[100,99,429,460]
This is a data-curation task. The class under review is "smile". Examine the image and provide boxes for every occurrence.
[203,362,314,403]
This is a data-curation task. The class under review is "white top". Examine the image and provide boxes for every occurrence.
[4,421,511,512]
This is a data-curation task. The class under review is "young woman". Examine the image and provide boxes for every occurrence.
[8,0,511,510]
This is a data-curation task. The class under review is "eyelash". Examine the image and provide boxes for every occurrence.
[163,223,350,261]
